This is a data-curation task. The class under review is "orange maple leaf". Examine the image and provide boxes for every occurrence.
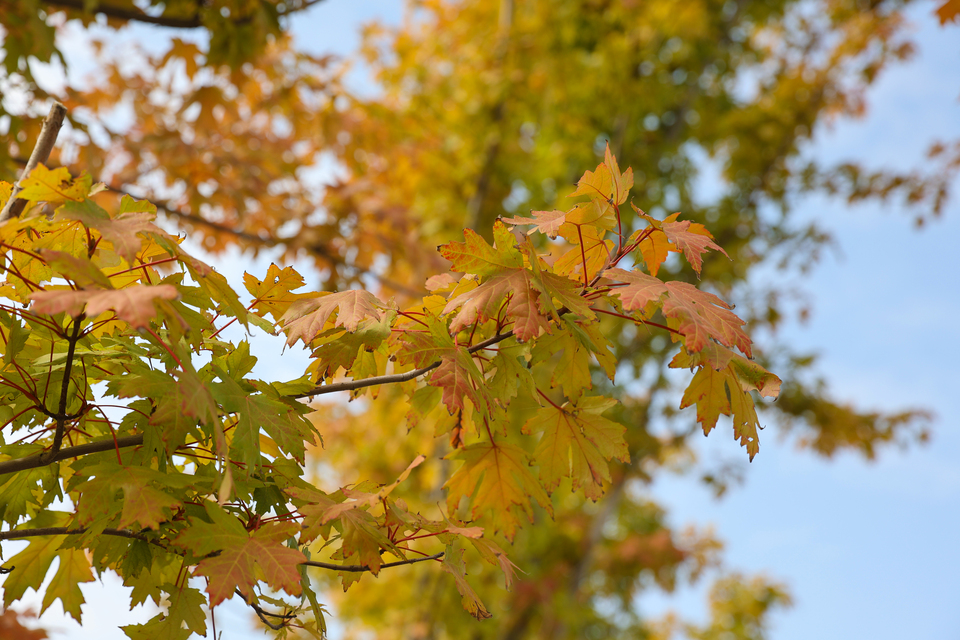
[281,289,383,345]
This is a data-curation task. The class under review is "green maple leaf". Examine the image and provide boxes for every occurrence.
[487,338,535,401]
[523,395,629,500]
[182,257,249,326]
[123,584,207,640]
[176,503,305,606]
[43,548,95,622]
[0,463,50,524]
[1,530,63,607]
[444,439,552,541]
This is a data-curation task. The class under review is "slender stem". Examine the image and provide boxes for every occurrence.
[48,314,85,456]
[0,102,68,222]
[292,331,514,399]
[301,552,444,573]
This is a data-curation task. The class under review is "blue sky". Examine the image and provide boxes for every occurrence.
[3,1,959,639]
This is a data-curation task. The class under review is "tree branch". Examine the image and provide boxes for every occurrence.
[0,102,68,223]
[46,314,84,458]
[0,526,444,574]
[291,331,515,399]
[0,526,153,544]
[0,434,144,477]
[39,0,329,29]
[301,552,444,572]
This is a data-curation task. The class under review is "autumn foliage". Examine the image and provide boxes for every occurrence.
[0,144,778,631]
[2,0,954,637]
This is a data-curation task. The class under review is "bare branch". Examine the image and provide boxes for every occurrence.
[302,551,445,572]
[0,102,68,223]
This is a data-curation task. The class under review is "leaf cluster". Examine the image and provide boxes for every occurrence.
[0,151,777,633]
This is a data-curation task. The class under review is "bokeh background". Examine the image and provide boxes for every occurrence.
[2,1,958,638]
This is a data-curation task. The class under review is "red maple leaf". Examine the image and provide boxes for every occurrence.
[660,218,728,275]
[603,268,752,357]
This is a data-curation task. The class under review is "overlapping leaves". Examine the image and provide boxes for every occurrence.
[0,150,778,635]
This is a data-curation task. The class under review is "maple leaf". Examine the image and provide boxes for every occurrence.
[123,585,207,640]
[243,263,308,320]
[522,395,629,500]
[176,503,305,606]
[503,209,568,239]
[310,311,394,378]
[672,344,780,461]
[213,372,319,467]
[58,196,167,263]
[441,543,492,620]
[679,365,763,460]
[429,348,495,418]
[936,0,960,24]
[43,548,95,622]
[281,289,384,346]
[1,529,63,607]
[468,537,521,590]
[336,508,396,578]
[661,281,752,357]
[603,143,634,205]
[443,269,551,341]
[553,224,614,283]
[628,226,672,277]
[40,250,113,289]
[529,322,595,399]
[603,268,752,357]
[439,220,523,275]
[17,164,91,204]
[117,479,181,531]
[396,312,455,368]
[30,285,180,329]
[660,218,729,275]
[444,439,552,540]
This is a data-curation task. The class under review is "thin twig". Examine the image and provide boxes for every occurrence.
[0,102,68,222]
[47,314,85,457]
[301,552,444,573]
[292,331,514,399]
